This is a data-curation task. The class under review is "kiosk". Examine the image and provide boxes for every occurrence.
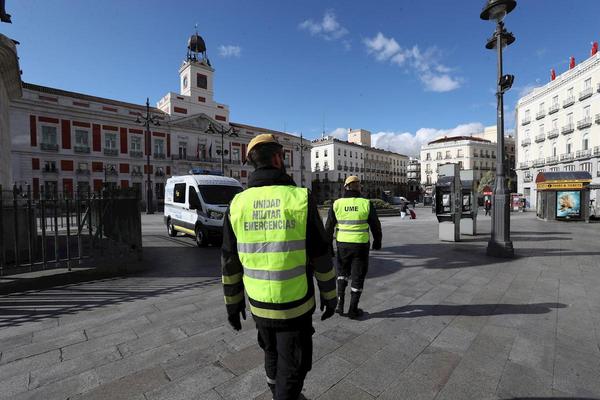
[535,171,592,222]
[459,170,478,235]
[435,164,461,241]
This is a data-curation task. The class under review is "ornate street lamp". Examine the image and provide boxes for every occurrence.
[135,98,161,215]
[205,121,238,175]
[481,0,516,257]
[294,132,311,187]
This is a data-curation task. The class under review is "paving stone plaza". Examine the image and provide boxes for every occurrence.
[1,211,599,399]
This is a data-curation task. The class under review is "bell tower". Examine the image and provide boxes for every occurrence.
[179,32,215,103]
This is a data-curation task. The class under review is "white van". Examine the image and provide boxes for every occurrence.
[164,172,243,246]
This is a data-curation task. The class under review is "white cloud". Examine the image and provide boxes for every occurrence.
[299,10,349,42]
[517,83,538,98]
[325,123,484,157]
[363,32,462,92]
[218,45,241,58]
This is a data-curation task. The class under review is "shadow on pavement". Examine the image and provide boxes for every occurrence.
[361,302,567,320]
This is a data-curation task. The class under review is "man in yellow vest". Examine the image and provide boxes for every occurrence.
[326,176,382,319]
[222,134,337,400]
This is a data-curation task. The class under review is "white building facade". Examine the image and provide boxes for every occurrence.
[0,34,21,188]
[310,129,408,203]
[9,34,310,204]
[516,51,600,208]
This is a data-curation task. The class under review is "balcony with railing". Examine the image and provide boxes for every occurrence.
[577,117,592,130]
[130,150,143,158]
[521,137,531,146]
[561,123,574,135]
[42,166,59,174]
[546,155,559,165]
[536,110,546,120]
[75,168,90,175]
[548,103,560,114]
[562,96,575,108]
[576,149,592,159]
[41,142,59,151]
[532,158,545,167]
[523,174,533,183]
[560,153,574,162]
[74,145,90,154]
[104,148,118,156]
[595,146,600,156]
[579,87,593,101]
[153,153,166,160]
[547,128,559,139]
[534,134,545,143]
[518,161,531,169]
[343,166,348,171]
[521,116,531,125]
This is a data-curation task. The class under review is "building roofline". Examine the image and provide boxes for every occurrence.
[22,82,165,114]
[310,136,408,157]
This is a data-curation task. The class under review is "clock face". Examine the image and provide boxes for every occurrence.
[183,76,188,88]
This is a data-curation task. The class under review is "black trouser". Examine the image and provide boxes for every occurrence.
[336,243,370,291]
[257,325,314,400]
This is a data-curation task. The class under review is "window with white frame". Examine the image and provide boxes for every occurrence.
[324,149,328,157]
[552,118,558,129]
[564,165,575,172]
[585,78,592,89]
[75,130,89,146]
[583,133,589,150]
[568,87,574,97]
[315,151,319,158]
[231,147,240,162]
[580,162,592,172]
[78,162,88,171]
[552,95,558,107]
[566,138,572,154]
[154,139,164,155]
[42,126,57,145]
[567,113,573,124]
[584,105,591,118]
[104,132,117,149]
[539,102,544,112]
[131,136,141,151]
[552,142,557,156]
[539,124,544,135]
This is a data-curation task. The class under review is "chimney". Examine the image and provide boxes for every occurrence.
[551,68,556,81]
[592,42,599,56]
[569,56,576,69]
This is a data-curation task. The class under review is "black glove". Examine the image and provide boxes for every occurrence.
[320,297,337,321]
[227,308,246,331]
[372,241,382,250]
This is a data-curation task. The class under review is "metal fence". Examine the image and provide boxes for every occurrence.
[0,185,142,276]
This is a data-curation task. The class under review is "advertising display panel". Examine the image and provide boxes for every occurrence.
[556,191,581,219]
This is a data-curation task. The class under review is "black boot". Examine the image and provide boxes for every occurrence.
[335,279,347,315]
[347,291,364,319]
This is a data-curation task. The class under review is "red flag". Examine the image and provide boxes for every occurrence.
[592,42,598,56]
[551,68,556,81]
[569,56,576,69]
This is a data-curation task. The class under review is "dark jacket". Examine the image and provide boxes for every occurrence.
[221,167,336,329]
[325,190,383,248]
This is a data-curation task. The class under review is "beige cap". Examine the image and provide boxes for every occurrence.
[344,175,360,186]
[246,134,281,156]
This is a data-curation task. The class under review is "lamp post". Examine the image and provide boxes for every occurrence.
[205,121,238,175]
[294,132,311,187]
[481,0,516,258]
[135,98,160,215]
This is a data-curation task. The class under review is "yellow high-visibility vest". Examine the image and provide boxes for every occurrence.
[333,197,370,243]
[230,186,312,318]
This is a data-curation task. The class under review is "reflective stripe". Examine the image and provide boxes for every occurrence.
[237,239,305,253]
[321,288,337,300]
[350,287,363,293]
[266,376,276,385]
[250,296,315,319]
[243,265,305,281]
[337,219,368,225]
[222,273,243,285]
[337,276,349,281]
[337,228,369,233]
[224,292,244,304]
[314,268,335,282]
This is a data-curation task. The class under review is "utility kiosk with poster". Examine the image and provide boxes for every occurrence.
[535,171,592,222]
[435,163,461,241]
[459,170,478,236]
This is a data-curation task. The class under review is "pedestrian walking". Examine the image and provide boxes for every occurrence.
[221,134,337,400]
[325,176,382,319]
[484,199,491,216]
[400,202,409,219]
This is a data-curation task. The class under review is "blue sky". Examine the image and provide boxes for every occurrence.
[3,0,600,156]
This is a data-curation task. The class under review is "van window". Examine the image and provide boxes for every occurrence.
[188,186,200,208]
[198,185,242,205]
[173,183,186,203]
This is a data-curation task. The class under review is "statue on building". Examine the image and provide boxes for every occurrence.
[0,0,12,23]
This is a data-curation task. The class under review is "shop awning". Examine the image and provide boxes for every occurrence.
[535,171,592,190]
